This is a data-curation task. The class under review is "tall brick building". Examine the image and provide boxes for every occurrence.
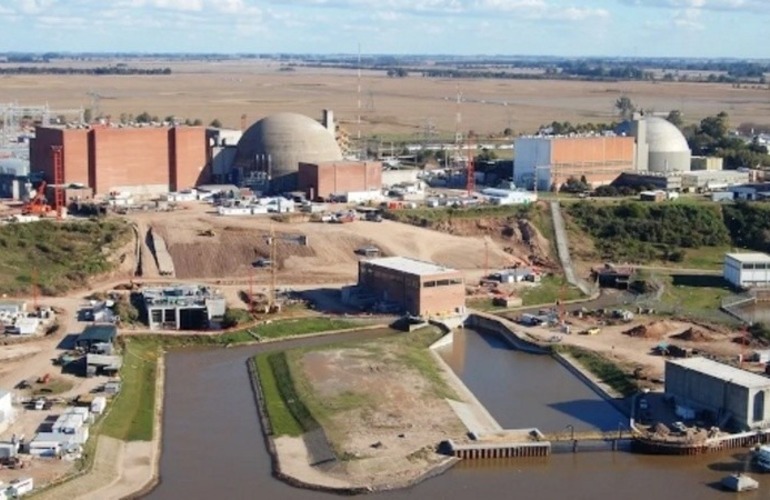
[358,256,466,318]
[30,125,209,196]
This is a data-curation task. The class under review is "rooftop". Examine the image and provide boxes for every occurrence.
[142,285,223,308]
[364,256,458,276]
[77,324,117,344]
[667,357,770,390]
[725,252,770,264]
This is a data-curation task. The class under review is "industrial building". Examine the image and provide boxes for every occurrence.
[142,285,226,330]
[357,256,465,318]
[665,358,770,431]
[514,114,692,191]
[0,389,11,435]
[723,252,770,289]
[691,156,724,171]
[30,125,209,196]
[75,324,117,352]
[233,111,342,193]
[514,135,635,191]
[298,160,382,201]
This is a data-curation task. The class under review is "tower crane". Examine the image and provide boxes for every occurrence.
[255,226,308,314]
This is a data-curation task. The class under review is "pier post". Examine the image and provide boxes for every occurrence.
[572,440,578,453]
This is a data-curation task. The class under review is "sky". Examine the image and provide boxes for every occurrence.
[0,0,766,58]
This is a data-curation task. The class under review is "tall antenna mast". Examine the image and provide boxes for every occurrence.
[357,43,362,160]
[454,85,463,167]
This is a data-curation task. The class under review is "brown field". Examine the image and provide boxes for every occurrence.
[3,59,770,138]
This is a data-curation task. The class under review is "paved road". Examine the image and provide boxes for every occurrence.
[549,201,593,296]
[605,263,722,276]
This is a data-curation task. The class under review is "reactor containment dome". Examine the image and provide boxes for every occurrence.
[234,112,343,192]
[634,115,692,173]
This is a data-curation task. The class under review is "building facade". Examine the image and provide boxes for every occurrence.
[298,161,382,201]
[514,136,635,190]
[357,256,465,318]
[665,358,770,431]
[724,252,770,288]
[31,125,209,196]
[0,389,11,435]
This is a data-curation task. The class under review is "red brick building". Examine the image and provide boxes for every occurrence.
[298,160,382,200]
[31,126,209,196]
[358,256,466,318]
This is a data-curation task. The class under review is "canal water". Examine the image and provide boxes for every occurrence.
[436,328,626,432]
[735,303,770,325]
[144,332,770,500]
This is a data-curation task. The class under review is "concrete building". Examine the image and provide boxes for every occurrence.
[681,170,750,191]
[0,389,12,435]
[142,285,226,330]
[665,357,770,430]
[632,115,691,173]
[357,256,465,318]
[481,188,538,205]
[75,324,117,351]
[691,156,724,171]
[30,125,209,196]
[724,252,770,288]
[233,112,342,193]
[298,160,382,201]
[514,135,635,190]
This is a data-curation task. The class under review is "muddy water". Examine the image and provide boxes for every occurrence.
[736,303,770,325]
[145,332,770,500]
[436,328,627,432]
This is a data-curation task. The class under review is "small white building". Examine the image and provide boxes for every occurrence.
[90,396,107,416]
[0,389,12,435]
[724,252,770,288]
[482,188,538,205]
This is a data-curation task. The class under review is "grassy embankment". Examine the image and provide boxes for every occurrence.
[100,316,370,441]
[552,345,638,397]
[254,327,454,442]
[0,219,132,295]
[467,275,583,312]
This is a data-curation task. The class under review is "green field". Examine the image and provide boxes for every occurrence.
[255,317,362,339]
[521,275,583,306]
[102,338,160,441]
[0,219,132,295]
[555,345,638,397]
[254,352,316,437]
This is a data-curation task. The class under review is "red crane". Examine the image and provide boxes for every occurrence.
[21,180,51,216]
[466,139,475,195]
[52,145,65,219]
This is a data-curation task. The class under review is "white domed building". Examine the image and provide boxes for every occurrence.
[633,115,691,173]
[233,111,343,192]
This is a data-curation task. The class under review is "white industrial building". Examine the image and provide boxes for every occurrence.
[681,170,750,191]
[723,252,770,288]
[481,188,538,205]
[0,389,12,435]
[666,358,770,431]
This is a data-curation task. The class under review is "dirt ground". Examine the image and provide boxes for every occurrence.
[125,203,526,285]
[2,59,769,137]
[522,315,749,383]
[292,341,466,488]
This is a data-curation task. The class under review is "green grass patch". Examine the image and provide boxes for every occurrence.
[659,273,736,313]
[521,275,583,306]
[555,345,637,397]
[0,218,132,296]
[254,353,305,437]
[102,338,160,441]
[256,317,362,339]
[383,204,532,226]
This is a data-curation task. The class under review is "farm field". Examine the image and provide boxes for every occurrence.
[2,59,769,138]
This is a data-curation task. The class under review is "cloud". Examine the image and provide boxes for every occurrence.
[17,0,56,15]
[619,0,769,13]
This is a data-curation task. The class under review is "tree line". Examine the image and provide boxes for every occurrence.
[0,66,171,75]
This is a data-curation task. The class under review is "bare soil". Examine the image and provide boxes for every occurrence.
[125,203,532,285]
[294,343,465,488]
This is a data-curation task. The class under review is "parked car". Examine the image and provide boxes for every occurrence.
[252,258,273,268]
[672,421,688,433]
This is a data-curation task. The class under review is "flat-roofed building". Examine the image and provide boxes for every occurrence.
[665,357,770,430]
[724,252,770,288]
[357,256,465,318]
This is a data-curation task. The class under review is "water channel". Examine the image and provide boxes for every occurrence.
[144,329,770,500]
[735,303,770,325]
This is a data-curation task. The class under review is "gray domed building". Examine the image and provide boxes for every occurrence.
[633,115,691,173]
[233,111,342,192]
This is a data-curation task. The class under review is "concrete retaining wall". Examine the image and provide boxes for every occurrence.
[464,314,547,354]
[552,352,629,417]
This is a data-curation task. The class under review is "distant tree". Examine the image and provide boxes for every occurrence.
[192,118,203,126]
[209,118,222,128]
[135,111,152,123]
[666,110,684,129]
[476,148,497,162]
[386,68,408,78]
[164,115,175,123]
[615,96,636,120]
[83,108,93,124]
[502,127,513,137]
[560,176,590,193]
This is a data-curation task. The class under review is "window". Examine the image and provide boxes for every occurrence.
[744,263,755,270]
[423,281,437,288]
[754,391,765,423]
